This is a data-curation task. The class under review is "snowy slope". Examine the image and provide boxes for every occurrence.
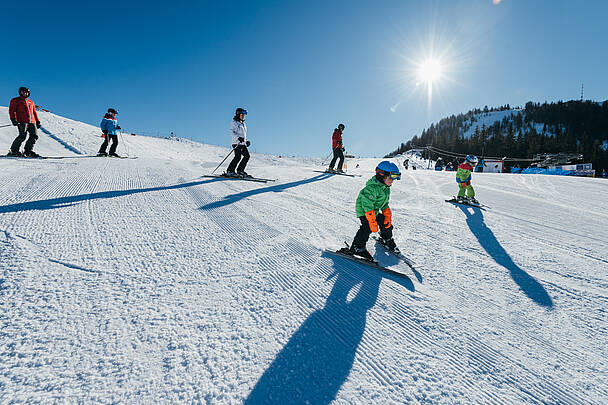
[399,149,436,170]
[461,109,521,139]
[1,111,607,404]
[459,108,568,140]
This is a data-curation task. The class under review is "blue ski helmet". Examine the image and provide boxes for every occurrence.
[376,161,401,180]
[465,155,478,165]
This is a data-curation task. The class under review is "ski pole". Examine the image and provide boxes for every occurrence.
[118,129,130,157]
[0,124,12,129]
[212,148,234,174]
[322,150,333,165]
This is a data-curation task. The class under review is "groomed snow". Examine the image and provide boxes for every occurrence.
[1,109,607,403]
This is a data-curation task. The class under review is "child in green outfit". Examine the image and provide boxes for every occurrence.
[456,155,479,204]
[340,161,401,261]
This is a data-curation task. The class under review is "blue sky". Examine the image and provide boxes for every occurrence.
[2,1,607,157]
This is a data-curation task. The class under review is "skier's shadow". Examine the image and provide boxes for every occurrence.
[0,178,222,214]
[199,173,332,210]
[458,205,553,308]
[39,126,83,154]
[246,254,413,404]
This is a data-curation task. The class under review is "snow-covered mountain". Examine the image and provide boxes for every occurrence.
[1,109,607,403]
[458,108,568,141]
[460,109,522,138]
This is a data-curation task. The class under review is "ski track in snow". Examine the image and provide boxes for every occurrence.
[0,109,607,403]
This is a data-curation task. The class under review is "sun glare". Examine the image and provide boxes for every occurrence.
[390,34,464,115]
[418,59,443,84]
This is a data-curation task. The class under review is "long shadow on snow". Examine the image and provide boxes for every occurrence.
[458,205,553,308]
[0,178,221,214]
[199,173,332,210]
[246,253,413,405]
[39,126,83,155]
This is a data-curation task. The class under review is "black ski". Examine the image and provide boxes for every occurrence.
[202,174,275,183]
[324,246,409,278]
[1,155,68,160]
[313,170,360,177]
[1,155,49,159]
[445,196,488,209]
[1,154,136,160]
[103,155,138,159]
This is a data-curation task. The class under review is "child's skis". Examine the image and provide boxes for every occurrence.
[325,242,410,278]
[445,196,488,209]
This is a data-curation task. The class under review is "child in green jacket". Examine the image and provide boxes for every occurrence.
[456,155,479,204]
[340,161,401,261]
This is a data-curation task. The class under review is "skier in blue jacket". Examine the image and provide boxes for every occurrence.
[98,108,121,157]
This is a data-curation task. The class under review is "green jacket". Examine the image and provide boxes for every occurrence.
[355,176,391,217]
[456,162,474,183]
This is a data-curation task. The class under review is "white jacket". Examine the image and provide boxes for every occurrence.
[230,120,247,146]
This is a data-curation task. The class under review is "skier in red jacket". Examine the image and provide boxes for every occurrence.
[8,87,41,157]
[326,123,346,173]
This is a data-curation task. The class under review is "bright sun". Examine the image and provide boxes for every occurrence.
[418,59,443,83]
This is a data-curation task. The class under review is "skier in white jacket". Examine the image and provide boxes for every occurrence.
[226,107,251,177]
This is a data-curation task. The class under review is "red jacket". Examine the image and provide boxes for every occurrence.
[9,96,39,124]
[332,128,343,149]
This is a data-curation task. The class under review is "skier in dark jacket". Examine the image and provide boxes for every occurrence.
[98,108,121,157]
[340,161,401,260]
[8,87,41,157]
[327,123,345,173]
[226,107,251,177]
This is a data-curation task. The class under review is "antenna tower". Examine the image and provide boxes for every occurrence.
[580,83,584,101]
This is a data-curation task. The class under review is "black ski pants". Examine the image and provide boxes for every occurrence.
[352,213,393,248]
[11,123,38,153]
[227,144,250,172]
[99,134,119,155]
[329,147,344,170]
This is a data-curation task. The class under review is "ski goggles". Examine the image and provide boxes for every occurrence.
[240,109,248,115]
[388,172,401,180]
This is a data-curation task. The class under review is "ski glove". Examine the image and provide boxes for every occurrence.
[246,140,251,147]
[365,210,379,232]
[102,130,108,135]
[11,120,17,126]
[382,207,392,228]
[36,121,41,129]
[238,137,245,143]
[460,182,467,188]
[116,125,121,130]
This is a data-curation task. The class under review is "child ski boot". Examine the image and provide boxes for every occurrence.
[350,245,374,261]
[379,237,400,254]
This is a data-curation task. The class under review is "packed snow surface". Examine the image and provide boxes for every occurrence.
[1,109,607,404]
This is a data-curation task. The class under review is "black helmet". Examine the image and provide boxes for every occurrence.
[338,123,345,130]
[107,108,118,114]
[19,87,30,96]
[235,107,248,116]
